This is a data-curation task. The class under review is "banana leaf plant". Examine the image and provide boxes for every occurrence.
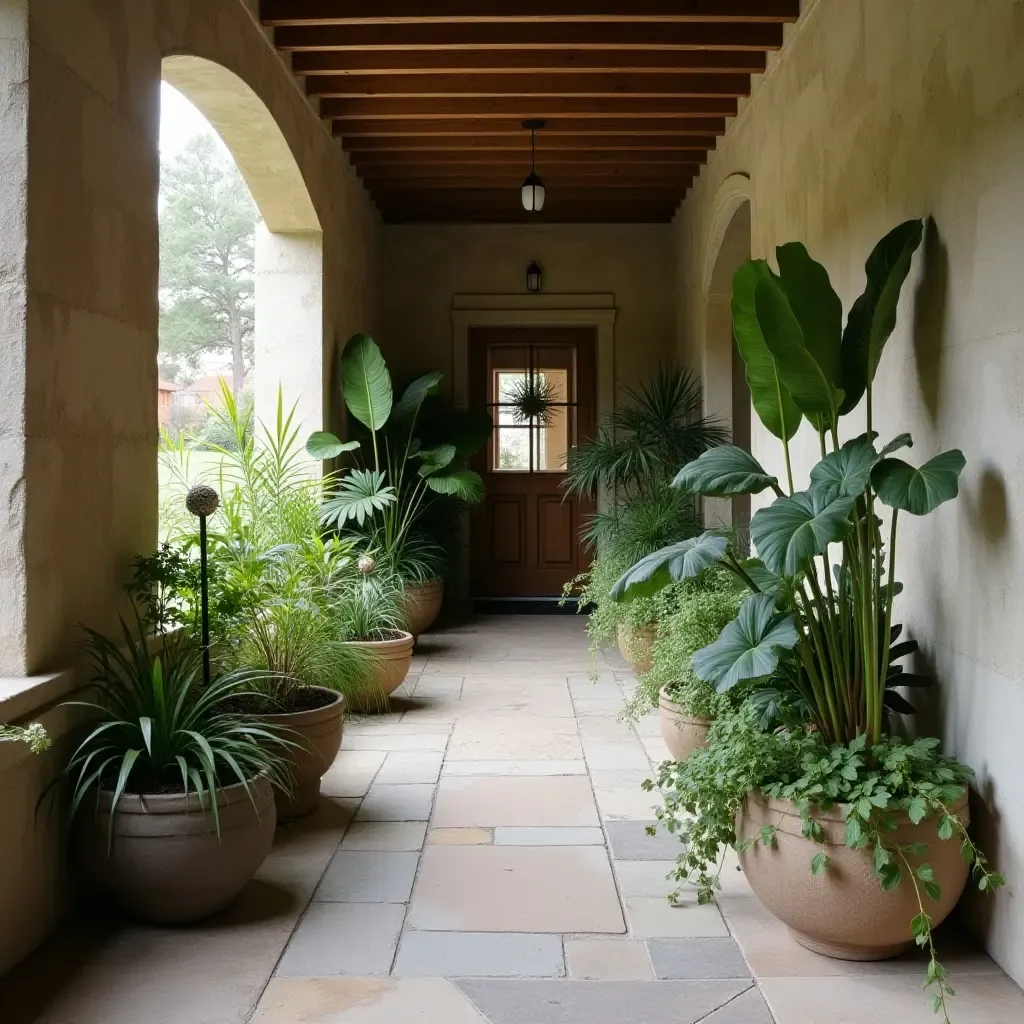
[306,333,491,578]
[612,220,961,748]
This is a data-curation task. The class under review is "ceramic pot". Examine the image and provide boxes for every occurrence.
[257,687,345,822]
[616,621,658,674]
[344,629,415,712]
[658,688,712,761]
[737,791,971,960]
[401,579,444,638]
[77,777,276,924]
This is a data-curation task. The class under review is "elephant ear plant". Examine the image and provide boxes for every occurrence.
[612,221,1003,1019]
[306,333,492,581]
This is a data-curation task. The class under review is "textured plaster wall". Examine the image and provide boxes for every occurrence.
[0,0,380,974]
[673,0,1024,983]
[379,223,677,398]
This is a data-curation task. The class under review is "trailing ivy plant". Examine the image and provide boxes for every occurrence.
[612,221,1004,1019]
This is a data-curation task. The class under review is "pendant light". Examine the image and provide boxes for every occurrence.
[521,119,546,213]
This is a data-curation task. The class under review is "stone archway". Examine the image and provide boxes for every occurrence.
[160,55,324,447]
[701,175,753,538]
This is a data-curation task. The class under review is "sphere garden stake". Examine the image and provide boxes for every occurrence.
[185,484,220,688]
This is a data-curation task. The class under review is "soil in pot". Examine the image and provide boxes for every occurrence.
[401,579,444,639]
[737,792,971,960]
[76,776,276,924]
[253,686,345,823]
[343,629,414,712]
[617,621,657,674]
[658,688,711,762]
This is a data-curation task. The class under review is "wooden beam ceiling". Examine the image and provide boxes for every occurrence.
[260,2,799,222]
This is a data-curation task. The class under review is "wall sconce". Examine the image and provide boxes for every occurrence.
[526,261,543,293]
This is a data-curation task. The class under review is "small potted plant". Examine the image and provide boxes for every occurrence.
[613,221,1004,1020]
[305,333,491,639]
[622,568,743,761]
[59,615,295,924]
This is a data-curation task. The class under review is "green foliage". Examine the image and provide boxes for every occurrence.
[158,134,256,390]
[62,614,296,848]
[672,445,780,498]
[624,570,743,720]
[610,532,729,603]
[307,334,489,581]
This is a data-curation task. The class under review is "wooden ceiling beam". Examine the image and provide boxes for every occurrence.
[360,177,694,190]
[350,154,703,168]
[305,72,750,98]
[341,134,716,151]
[292,49,766,75]
[321,96,738,118]
[261,1,800,26]
[273,22,784,51]
[333,116,726,136]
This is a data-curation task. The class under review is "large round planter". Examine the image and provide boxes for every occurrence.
[616,621,657,674]
[76,777,276,924]
[344,630,415,712]
[737,792,971,960]
[257,687,345,822]
[401,579,444,638]
[658,688,712,762]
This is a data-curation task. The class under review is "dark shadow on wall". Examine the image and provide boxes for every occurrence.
[912,217,949,425]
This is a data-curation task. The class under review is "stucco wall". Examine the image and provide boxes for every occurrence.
[0,0,380,974]
[673,0,1024,984]
[380,223,678,398]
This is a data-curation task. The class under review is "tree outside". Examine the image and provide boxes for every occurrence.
[159,133,258,395]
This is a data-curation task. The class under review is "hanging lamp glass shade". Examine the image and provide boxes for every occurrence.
[521,172,546,212]
[526,261,542,292]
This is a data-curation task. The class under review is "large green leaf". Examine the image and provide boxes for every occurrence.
[393,372,443,422]
[672,445,779,497]
[447,408,494,458]
[808,435,878,500]
[871,450,965,516]
[750,488,856,576]
[320,468,397,527]
[339,333,393,432]
[776,242,843,391]
[692,592,800,692]
[731,261,802,442]
[424,469,484,503]
[839,220,924,415]
[609,532,729,603]
[754,272,844,428]
[417,444,457,477]
[304,431,360,461]
[739,557,784,596]
[878,433,913,458]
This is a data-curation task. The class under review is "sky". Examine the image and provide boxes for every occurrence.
[158,82,230,160]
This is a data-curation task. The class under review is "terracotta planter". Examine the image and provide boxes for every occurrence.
[76,777,276,924]
[257,687,345,822]
[616,621,657,674]
[658,688,712,761]
[344,629,415,712]
[401,579,444,638]
[737,791,971,960]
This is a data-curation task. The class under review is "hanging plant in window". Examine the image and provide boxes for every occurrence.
[508,373,559,426]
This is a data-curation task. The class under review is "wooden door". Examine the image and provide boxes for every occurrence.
[470,327,597,599]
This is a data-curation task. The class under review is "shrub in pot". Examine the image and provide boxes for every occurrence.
[613,221,1004,1020]
[58,618,295,924]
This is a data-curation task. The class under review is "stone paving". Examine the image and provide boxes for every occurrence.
[3,615,1023,1024]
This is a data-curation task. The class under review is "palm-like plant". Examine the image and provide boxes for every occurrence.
[564,365,727,556]
[62,616,296,847]
[306,333,491,580]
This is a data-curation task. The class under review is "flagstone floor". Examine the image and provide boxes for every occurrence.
[3,615,1023,1023]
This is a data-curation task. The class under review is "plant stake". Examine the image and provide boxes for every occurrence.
[186,483,220,688]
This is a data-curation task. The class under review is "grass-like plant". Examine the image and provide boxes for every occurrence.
[61,615,296,848]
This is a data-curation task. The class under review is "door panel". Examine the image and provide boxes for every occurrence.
[470,327,596,598]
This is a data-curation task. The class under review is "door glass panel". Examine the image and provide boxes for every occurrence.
[496,425,531,471]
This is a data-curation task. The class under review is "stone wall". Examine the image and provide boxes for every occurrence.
[0,0,380,974]
[673,0,1024,984]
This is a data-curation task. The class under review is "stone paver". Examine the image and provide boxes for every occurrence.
[427,827,493,845]
[375,752,444,784]
[407,845,625,934]
[565,939,654,981]
[494,826,604,846]
[456,979,755,1024]
[441,759,588,776]
[605,821,685,861]
[355,783,436,821]
[625,898,729,939]
[276,904,406,977]
[340,821,427,852]
[315,852,419,903]
[394,932,565,978]
[432,776,599,828]
[647,938,751,980]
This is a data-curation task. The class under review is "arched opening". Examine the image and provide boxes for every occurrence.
[157,56,323,522]
[703,199,752,543]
